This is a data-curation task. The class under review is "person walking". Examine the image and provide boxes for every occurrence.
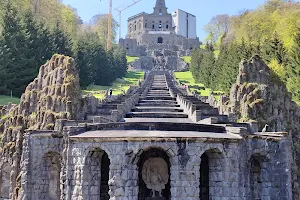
[109,88,113,98]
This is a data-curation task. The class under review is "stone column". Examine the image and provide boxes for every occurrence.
[69,144,86,200]
[19,133,31,200]
[107,144,130,200]
[170,154,200,200]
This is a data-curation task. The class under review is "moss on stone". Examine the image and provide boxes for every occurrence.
[46,123,55,130]
[249,99,264,108]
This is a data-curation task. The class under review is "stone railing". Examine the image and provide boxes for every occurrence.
[110,93,140,122]
[176,94,201,123]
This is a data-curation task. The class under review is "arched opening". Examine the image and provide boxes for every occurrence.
[0,163,11,199]
[200,153,209,199]
[249,155,266,200]
[199,149,225,200]
[159,9,162,15]
[84,148,110,200]
[158,37,163,44]
[138,148,171,200]
[43,152,61,200]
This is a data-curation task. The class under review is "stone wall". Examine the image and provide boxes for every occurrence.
[120,36,200,58]
[20,132,63,200]
[19,131,292,200]
[0,54,82,199]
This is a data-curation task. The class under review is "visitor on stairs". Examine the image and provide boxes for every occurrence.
[109,88,113,98]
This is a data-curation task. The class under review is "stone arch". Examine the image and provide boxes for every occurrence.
[134,145,176,165]
[137,147,171,200]
[0,163,11,199]
[42,152,61,200]
[83,147,110,200]
[248,154,269,200]
[158,37,163,44]
[199,148,226,200]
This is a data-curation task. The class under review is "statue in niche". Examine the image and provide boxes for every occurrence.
[142,157,169,198]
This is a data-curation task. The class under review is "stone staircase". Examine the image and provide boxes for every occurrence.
[55,70,251,138]
[184,96,229,122]
[124,74,191,123]
[86,94,129,122]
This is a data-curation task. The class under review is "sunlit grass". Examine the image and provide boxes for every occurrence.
[83,71,144,99]
[0,95,20,105]
[181,56,192,64]
[126,56,139,63]
[174,71,224,97]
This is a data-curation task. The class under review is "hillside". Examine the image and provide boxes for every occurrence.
[174,71,223,97]
[83,71,144,99]
[194,0,300,103]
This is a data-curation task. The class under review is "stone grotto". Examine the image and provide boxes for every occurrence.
[0,54,298,200]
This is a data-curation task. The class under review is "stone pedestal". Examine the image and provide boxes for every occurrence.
[146,197,166,200]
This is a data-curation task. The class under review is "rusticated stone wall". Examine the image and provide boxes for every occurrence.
[0,54,81,199]
[20,134,292,200]
[214,55,300,198]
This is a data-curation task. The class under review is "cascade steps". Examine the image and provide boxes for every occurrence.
[124,74,190,123]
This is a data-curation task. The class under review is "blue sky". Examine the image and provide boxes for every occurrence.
[62,0,267,41]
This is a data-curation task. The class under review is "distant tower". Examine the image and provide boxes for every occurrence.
[153,0,168,15]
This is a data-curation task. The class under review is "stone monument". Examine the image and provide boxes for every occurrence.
[142,158,169,199]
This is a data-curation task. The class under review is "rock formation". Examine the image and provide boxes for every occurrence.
[0,54,82,199]
[216,55,300,197]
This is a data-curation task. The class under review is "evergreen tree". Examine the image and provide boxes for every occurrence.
[219,43,243,92]
[51,23,73,56]
[0,2,30,96]
[239,38,253,59]
[190,48,204,82]
[261,32,286,64]
[112,47,127,79]
[199,51,216,89]
[286,30,300,102]
[74,32,102,87]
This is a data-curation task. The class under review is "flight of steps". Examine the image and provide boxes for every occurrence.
[184,96,229,123]
[124,74,192,123]
[86,94,132,123]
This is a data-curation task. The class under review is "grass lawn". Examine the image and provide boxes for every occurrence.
[0,95,20,105]
[174,71,224,97]
[181,56,191,64]
[126,56,139,63]
[83,71,144,99]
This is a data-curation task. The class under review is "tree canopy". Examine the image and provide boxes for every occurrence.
[195,0,300,103]
[0,0,126,97]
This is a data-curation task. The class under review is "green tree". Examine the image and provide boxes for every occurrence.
[216,43,242,92]
[90,14,118,47]
[74,32,103,87]
[0,2,31,96]
[286,30,300,102]
[51,24,73,56]
[199,51,216,89]
[190,48,204,82]
[261,32,286,64]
